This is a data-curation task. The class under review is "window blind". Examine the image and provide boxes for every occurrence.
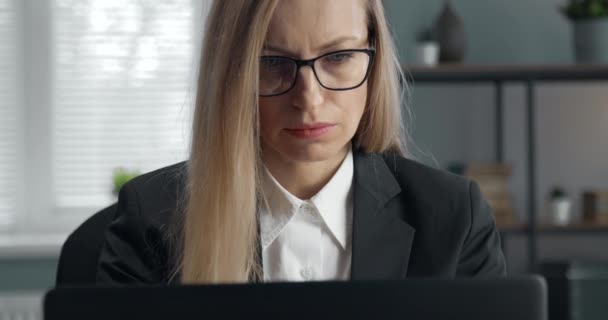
[51,0,199,209]
[0,0,22,230]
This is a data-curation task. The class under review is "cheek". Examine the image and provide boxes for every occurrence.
[258,98,284,137]
[341,84,367,132]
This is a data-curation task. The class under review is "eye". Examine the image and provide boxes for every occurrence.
[323,52,354,63]
[261,57,288,68]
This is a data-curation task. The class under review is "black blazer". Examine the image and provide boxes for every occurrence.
[96,150,506,284]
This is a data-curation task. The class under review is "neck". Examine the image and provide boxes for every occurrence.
[262,145,350,200]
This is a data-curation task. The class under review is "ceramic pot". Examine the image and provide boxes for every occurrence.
[415,41,439,66]
[550,198,572,226]
[573,17,608,63]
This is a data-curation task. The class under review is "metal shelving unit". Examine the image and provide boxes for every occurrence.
[408,64,608,272]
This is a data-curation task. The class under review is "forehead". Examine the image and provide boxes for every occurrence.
[265,0,368,56]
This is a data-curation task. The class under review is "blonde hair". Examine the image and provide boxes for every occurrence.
[174,0,410,284]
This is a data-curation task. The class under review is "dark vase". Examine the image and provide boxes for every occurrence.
[433,1,466,63]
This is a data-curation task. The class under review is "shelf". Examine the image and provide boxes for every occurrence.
[407,64,608,271]
[406,64,608,83]
[499,222,608,235]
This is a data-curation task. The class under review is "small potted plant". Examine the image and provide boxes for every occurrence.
[112,167,140,196]
[547,186,572,226]
[561,0,608,63]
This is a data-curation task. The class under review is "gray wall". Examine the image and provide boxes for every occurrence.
[384,0,572,64]
[384,0,608,273]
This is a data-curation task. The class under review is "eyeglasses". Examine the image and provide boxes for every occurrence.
[259,48,375,97]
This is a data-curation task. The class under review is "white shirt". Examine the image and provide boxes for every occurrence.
[259,148,354,282]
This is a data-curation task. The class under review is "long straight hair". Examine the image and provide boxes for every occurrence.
[175,0,410,284]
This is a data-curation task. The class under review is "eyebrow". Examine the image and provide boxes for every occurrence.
[263,35,365,56]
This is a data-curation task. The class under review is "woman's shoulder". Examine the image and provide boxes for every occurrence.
[98,162,187,284]
[376,152,506,277]
[378,151,471,198]
[117,161,188,227]
[124,161,187,200]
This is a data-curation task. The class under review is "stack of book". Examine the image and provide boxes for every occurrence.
[583,190,608,225]
[463,163,516,227]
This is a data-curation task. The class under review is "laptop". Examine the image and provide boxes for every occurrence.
[45,276,547,320]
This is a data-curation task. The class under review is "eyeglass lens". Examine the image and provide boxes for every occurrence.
[259,50,371,96]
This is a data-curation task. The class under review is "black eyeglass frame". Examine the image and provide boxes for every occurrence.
[259,48,376,97]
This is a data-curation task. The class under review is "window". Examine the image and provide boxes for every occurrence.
[51,0,199,209]
[1,0,208,239]
[0,0,24,232]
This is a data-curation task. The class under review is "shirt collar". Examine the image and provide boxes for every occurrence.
[259,146,354,250]
[310,147,353,249]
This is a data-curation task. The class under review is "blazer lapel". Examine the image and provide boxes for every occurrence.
[350,150,416,280]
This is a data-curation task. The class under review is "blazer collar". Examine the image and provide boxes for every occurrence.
[350,149,416,280]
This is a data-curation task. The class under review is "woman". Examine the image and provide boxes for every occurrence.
[96,0,506,285]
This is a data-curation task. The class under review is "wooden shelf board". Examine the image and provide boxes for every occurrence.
[406,64,608,82]
[499,222,608,235]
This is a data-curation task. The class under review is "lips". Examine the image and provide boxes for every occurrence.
[285,123,335,139]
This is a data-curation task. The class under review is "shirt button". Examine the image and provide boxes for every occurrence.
[300,203,315,215]
[300,267,313,280]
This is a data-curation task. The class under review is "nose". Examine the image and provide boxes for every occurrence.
[290,65,324,110]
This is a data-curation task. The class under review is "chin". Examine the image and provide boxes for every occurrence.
[273,140,349,164]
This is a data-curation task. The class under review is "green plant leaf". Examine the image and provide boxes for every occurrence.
[562,0,608,20]
[112,167,140,195]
